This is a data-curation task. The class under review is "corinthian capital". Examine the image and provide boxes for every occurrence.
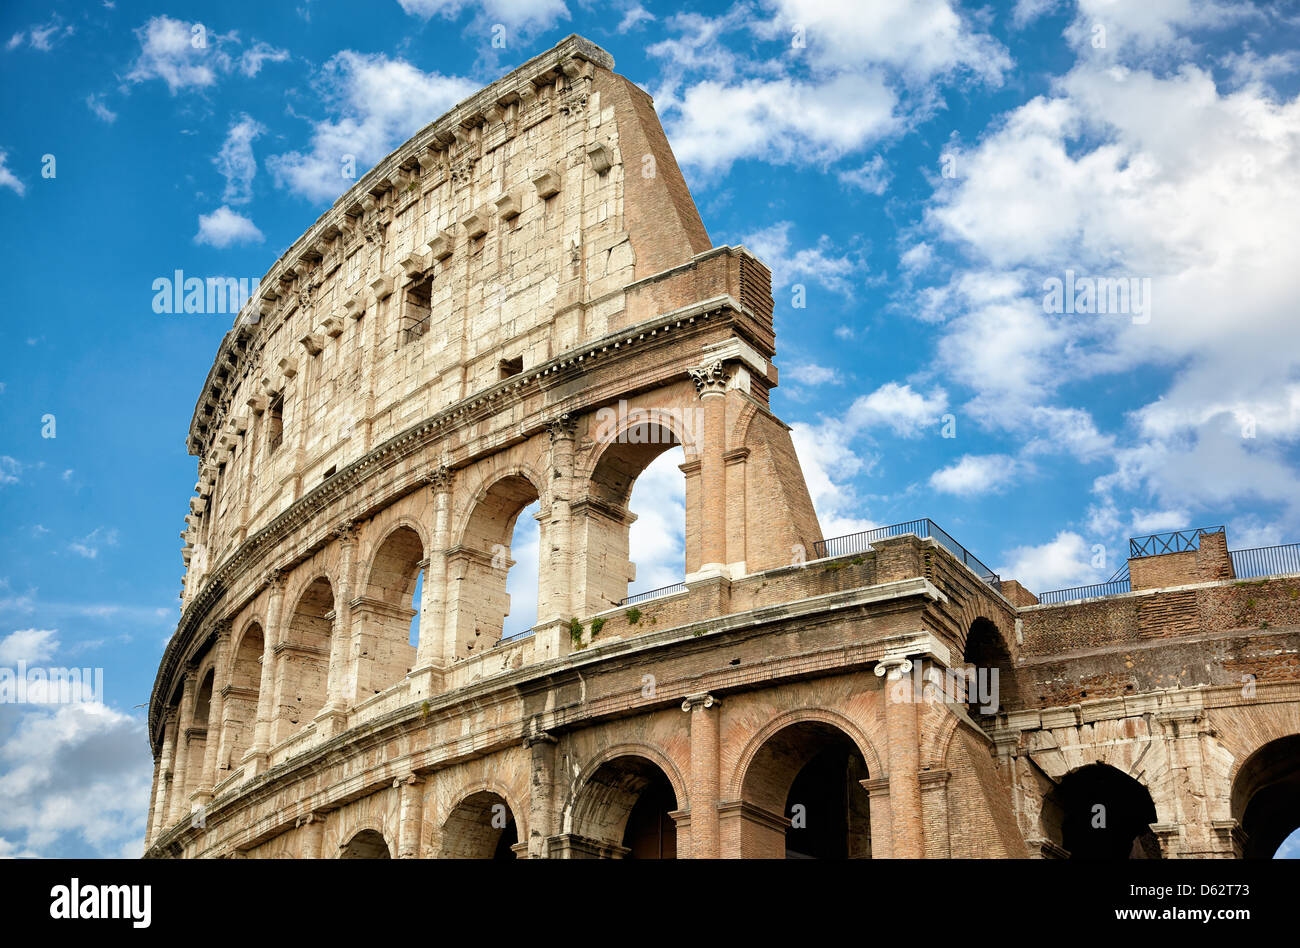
[688,359,731,397]
[547,414,578,442]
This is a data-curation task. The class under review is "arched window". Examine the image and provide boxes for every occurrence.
[339,829,391,859]
[359,526,422,693]
[440,791,520,859]
[1231,735,1300,859]
[221,623,263,773]
[739,721,872,859]
[276,577,334,742]
[571,755,679,859]
[1045,763,1161,858]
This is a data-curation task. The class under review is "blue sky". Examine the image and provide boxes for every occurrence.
[2,0,1300,858]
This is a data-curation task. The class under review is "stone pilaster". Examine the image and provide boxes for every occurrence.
[683,692,722,858]
[296,812,325,858]
[248,569,285,769]
[321,520,359,722]
[876,654,924,859]
[525,729,558,858]
[396,774,425,858]
[149,708,179,844]
[168,666,198,827]
[195,620,233,804]
[688,359,731,579]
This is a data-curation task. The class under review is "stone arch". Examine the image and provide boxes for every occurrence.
[274,575,335,743]
[727,707,883,798]
[438,786,524,859]
[1230,734,1300,858]
[1043,762,1162,858]
[732,713,876,858]
[567,744,687,858]
[339,828,392,859]
[962,616,1020,714]
[220,620,264,774]
[579,412,691,611]
[353,523,422,693]
[446,468,544,657]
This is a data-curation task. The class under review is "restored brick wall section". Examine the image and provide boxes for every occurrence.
[1129,531,1233,591]
[945,728,1027,857]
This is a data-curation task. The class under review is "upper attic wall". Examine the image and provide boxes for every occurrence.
[186,35,712,461]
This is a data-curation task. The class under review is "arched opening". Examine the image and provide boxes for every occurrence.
[1231,735,1300,859]
[340,829,391,859]
[739,721,871,859]
[571,755,679,858]
[358,526,422,694]
[221,623,263,774]
[439,791,520,859]
[1045,763,1161,858]
[276,577,334,742]
[962,617,1018,715]
[585,417,687,611]
[448,474,540,656]
[185,669,215,798]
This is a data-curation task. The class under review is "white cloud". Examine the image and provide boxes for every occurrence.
[0,628,59,664]
[0,152,25,197]
[662,73,899,176]
[617,4,655,32]
[68,528,118,560]
[85,94,117,123]
[502,500,539,637]
[838,154,892,195]
[760,0,1011,85]
[899,241,934,273]
[998,530,1099,591]
[0,456,20,484]
[396,0,568,31]
[1065,0,1253,61]
[1130,508,1190,533]
[214,115,264,204]
[847,382,948,438]
[0,702,153,857]
[929,454,1019,496]
[741,220,864,296]
[790,421,879,538]
[267,51,476,203]
[6,17,73,52]
[195,206,264,247]
[238,41,289,77]
[786,363,842,386]
[627,449,688,591]
[126,16,287,94]
[921,55,1300,531]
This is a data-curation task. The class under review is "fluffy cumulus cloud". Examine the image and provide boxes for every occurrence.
[929,453,1020,496]
[396,0,569,32]
[998,530,1102,591]
[214,114,265,204]
[626,449,689,590]
[195,206,264,247]
[740,221,864,297]
[0,702,153,858]
[0,151,25,197]
[268,51,477,203]
[652,0,1008,177]
[916,41,1300,534]
[0,628,59,664]
[126,15,288,94]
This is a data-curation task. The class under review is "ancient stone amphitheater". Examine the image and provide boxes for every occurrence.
[145,35,1300,859]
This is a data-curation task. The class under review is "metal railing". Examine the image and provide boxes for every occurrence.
[1231,543,1300,579]
[1037,579,1132,604]
[495,627,536,646]
[1129,526,1224,558]
[813,519,1001,589]
[619,582,687,607]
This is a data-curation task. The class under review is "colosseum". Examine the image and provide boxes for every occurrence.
[145,35,1300,860]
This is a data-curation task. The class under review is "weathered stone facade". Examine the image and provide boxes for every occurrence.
[146,35,1300,860]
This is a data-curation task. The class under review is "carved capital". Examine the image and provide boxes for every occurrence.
[426,466,453,492]
[264,568,287,592]
[681,692,721,712]
[874,656,914,680]
[688,359,731,397]
[334,520,359,545]
[547,414,578,442]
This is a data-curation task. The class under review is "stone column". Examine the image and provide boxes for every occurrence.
[322,520,359,722]
[396,774,425,858]
[723,447,749,576]
[414,467,455,669]
[248,570,285,768]
[683,692,722,859]
[876,655,924,859]
[168,666,198,827]
[1155,708,1222,857]
[688,360,731,578]
[149,708,179,844]
[861,776,894,859]
[525,730,558,858]
[195,621,232,804]
[296,812,325,858]
[540,416,577,623]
